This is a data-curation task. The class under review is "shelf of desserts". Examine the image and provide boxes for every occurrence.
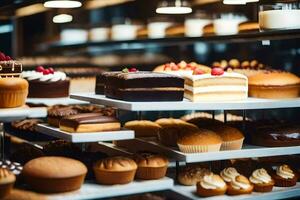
[26,97,86,107]
[0,106,30,122]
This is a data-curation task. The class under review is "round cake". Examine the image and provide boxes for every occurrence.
[21,66,70,98]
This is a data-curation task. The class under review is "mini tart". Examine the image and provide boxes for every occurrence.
[155,118,199,147]
[272,164,297,187]
[93,156,137,185]
[177,128,222,153]
[134,153,169,180]
[220,167,240,183]
[249,168,274,192]
[0,168,16,198]
[178,166,211,186]
[124,120,161,138]
[196,173,227,197]
[227,175,253,195]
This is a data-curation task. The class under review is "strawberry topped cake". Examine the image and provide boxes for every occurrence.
[184,68,248,102]
[22,66,70,98]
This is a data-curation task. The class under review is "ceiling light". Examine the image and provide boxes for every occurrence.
[156,0,192,14]
[245,0,259,3]
[223,0,247,5]
[53,14,73,23]
[44,0,82,8]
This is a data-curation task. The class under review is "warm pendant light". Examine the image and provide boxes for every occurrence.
[223,0,247,5]
[156,0,192,14]
[53,14,73,23]
[44,0,82,8]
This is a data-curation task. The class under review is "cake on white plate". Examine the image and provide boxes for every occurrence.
[184,68,248,102]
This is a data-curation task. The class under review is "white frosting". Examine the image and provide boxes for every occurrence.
[259,10,300,30]
[184,19,211,37]
[185,72,248,81]
[276,165,295,179]
[185,84,248,94]
[200,173,226,190]
[161,70,193,77]
[21,71,66,82]
[249,168,272,184]
[232,176,252,190]
[220,167,240,182]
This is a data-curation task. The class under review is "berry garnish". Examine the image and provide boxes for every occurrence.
[186,63,196,70]
[170,63,179,71]
[36,66,44,72]
[5,56,11,61]
[211,67,224,76]
[178,61,187,69]
[193,68,205,75]
[128,68,138,72]
[0,53,6,61]
[164,64,171,71]
[43,69,50,75]
[48,67,55,74]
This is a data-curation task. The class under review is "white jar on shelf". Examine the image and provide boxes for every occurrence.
[213,14,247,35]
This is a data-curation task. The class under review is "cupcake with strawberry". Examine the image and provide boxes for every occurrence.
[21,66,70,98]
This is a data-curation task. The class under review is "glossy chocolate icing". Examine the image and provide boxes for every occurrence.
[28,79,70,98]
[48,106,78,117]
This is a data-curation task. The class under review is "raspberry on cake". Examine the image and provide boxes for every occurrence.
[21,66,70,98]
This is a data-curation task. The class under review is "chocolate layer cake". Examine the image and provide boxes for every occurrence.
[104,71,184,101]
[0,52,22,78]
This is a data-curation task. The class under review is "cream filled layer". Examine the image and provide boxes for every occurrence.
[118,87,184,91]
[185,84,248,94]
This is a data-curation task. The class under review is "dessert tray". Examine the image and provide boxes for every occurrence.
[27,97,86,106]
[35,124,135,143]
[71,94,300,111]
[0,106,30,122]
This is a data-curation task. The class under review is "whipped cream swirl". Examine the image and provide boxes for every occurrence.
[22,71,66,82]
[276,165,295,179]
[220,167,240,182]
[231,175,252,190]
[200,173,226,190]
[249,168,272,184]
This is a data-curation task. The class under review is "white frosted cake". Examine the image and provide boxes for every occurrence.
[184,71,248,102]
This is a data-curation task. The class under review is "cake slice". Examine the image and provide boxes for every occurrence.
[0,52,22,78]
[184,69,248,102]
[59,113,120,133]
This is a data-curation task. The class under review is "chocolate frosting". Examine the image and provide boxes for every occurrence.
[48,106,78,117]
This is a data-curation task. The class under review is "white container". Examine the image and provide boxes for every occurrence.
[184,18,211,37]
[89,27,110,42]
[213,15,247,35]
[147,22,173,38]
[60,29,88,43]
[111,24,138,40]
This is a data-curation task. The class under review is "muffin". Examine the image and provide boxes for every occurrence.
[0,78,28,108]
[155,118,198,147]
[227,175,253,195]
[249,168,274,192]
[47,105,78,127]
[196,173,227,197]
[211,125,244,150]
[0,168,15,198]
[272,164,297,187]
[248,71,300,99]
[93,156,137,185]
[178,166,211,186]
[134,153,168,180]
[177,129,222,153]
[124,120,161,138]
[220,167,240,183]
[22,156,87,193]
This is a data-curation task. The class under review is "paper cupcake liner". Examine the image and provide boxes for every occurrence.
[221,138,244,151]
[178,143,221,153]
[0,91,27,108]
[274,177,297,187]
[136,166,168,180]
[253,184,274,192]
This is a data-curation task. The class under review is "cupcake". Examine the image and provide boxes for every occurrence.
[134,152,169,180]
[196,173,227,197]
[93,156,137,185]
[124,120,161,138]
[220,167,240,183]
[178,166,211,186]
[0,168,16,198]
[227,175,253,195]
[211,125,244,150]
[177,129,222,153]
[272,164,297,187]
[249,168,274,192]
[155,118,199,147]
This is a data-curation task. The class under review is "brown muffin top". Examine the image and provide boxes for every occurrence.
[134,153,168,168]
[248,71,300,86]
[22,156,87,179]
[94,156,137,172]
[0,168,16,184]
[211,125,244,141]
[155,118,198,130]
[125,120,161,129]
[0,78,28,90]
[177,129,222,145]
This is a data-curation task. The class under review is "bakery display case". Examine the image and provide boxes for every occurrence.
[1,0,300,200]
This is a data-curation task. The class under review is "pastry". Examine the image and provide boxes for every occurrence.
[184,69,248,102]
[248,71,300,99]
[21,66,70,98]
[177,129,222,153]
[2,189,47,200]
[165,24,184,36]
[134,152,168,180]
[124,120,161,138]
[93,156,137,185]
[196,173,227,197]
[220,167,240,183]
[0,168,15,198]
[47,105,78,127]
[272,164,297,187]
[22,156,87,193]
[59,113,120,133]
[155,118,198,147]
[0,53,22,78]
[238,21,259,32]
[227,175,253,195]
[104,70,184,102]
[178,166,211,186]
[0,78,28,108]
[249,168,274,192]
